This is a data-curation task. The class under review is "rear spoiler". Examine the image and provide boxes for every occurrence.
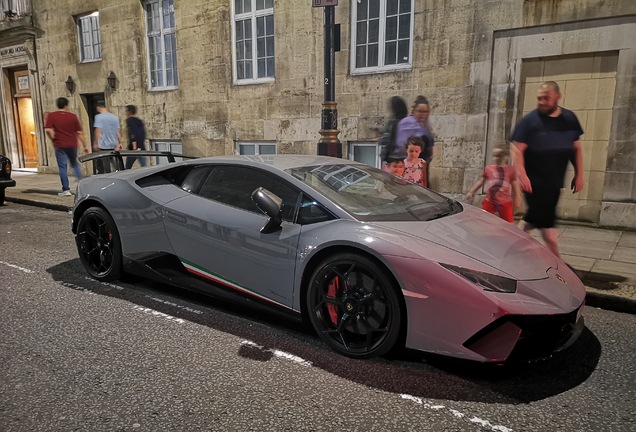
[79,150,197,173]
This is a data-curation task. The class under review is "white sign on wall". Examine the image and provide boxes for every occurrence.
[312,0,338,7]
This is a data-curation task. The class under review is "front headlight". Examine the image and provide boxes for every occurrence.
[441,263,517,293]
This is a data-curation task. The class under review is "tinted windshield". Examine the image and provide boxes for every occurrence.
[286,164,461,222]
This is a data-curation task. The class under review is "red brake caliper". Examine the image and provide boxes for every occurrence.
[326,277,340,326]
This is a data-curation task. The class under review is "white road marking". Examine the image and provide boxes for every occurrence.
[132,305,185,324]
[146,296,204,315]
[450,409,465,418]
[401,394,423,404]
[241,340,264,349]
[236,342,511,430]
[240,340,313,367]
[60,281,97,295]
[66,272,521,431]
[272,350,313,367]
[400,394,513,432]
[469,417,513,432]
[0,260,34,274]
[84,276,124,290]
[66,279,188,325]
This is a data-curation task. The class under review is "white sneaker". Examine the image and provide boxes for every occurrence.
[58,190,72,196]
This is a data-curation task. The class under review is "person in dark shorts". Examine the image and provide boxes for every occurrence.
[511,81,584,258]
[124,105,147,169]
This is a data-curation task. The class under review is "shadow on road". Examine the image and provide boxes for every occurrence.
[48,259,601,405]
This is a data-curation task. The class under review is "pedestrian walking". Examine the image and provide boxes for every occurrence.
[395,96,434,186]
[124,105,147,170]
[379,96,409,169]
[511,81,584,257]
[93,103,122,174]
[465,147,520,223]
[44,97,89,196]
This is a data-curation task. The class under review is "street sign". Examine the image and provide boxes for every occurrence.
[312,0,338,7]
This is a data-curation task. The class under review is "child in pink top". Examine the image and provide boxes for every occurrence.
[402,136,428,187]
[465,147,520,222]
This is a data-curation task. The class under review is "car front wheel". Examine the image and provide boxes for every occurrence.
[76,207,123,281]
[307,252,402,358]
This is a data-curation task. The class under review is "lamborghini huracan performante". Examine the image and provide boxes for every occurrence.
[72,153,585,363]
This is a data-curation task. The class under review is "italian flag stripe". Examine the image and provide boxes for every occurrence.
[179,258,294,311]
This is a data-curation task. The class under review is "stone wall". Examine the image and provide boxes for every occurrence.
[31,0,636,226]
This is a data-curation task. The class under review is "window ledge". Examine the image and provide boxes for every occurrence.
[350,64,412,76]
[234,77,275,86]
[148,86,179,92]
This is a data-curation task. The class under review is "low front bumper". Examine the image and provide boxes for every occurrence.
[0,179,16,188]
[462,303,586,363]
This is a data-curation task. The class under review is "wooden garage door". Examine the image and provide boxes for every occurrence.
[518,52,618,223]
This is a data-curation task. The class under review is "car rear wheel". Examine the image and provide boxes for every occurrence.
[307,252,402,358]
[76,207,123,281]
[0,188,4,205]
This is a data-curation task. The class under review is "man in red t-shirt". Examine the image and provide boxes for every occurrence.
[44,97,89,196]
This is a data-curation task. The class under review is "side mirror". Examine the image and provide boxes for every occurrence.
[251,187,283,234]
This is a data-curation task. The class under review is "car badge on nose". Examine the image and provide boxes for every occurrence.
[556,274,566,284]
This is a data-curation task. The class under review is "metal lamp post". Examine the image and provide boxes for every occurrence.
[314,0,341,157]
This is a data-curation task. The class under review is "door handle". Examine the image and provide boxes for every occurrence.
[165,210,187,224]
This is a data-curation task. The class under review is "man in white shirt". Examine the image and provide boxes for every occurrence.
[93,103,122,173]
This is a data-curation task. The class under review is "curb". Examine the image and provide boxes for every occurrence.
[5,196,71,213]
[585,291,636,315]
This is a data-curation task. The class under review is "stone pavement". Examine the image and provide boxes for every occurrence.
[4,170,636,314]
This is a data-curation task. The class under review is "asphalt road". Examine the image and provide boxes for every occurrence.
[1,203,634,432]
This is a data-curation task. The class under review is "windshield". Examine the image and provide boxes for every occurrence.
[286,164,462,222]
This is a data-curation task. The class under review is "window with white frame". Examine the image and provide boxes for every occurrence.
[152,140,183,165]
[232,0,275,83]
[144,0,179,89]
[349,141,382,168]
[350,142,381,168]
[237,141,277,155]
[350,0,414,74]
[77,12,102,62]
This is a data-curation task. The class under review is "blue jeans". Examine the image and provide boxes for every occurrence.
[55,147,82,191]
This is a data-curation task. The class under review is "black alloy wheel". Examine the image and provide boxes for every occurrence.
[307,252,402,358]
[0,188,5,205]
[76,207,123,281]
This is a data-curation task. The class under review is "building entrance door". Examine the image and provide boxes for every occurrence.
[15,96,37,168]
[12,69,38,168]
[82,93,106,147]
[518,52,618,223]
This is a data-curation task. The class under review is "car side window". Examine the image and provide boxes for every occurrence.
[179,166,214,194]
[197,166,301,222]
[297,195,334,225]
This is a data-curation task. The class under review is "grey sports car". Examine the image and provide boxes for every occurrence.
[72,153,585,363]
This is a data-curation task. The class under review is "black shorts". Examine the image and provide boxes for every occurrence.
[523,188,561,229]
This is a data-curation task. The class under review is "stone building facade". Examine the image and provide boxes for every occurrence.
[1,0,634,227]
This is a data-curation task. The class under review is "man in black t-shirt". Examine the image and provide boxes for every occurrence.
[511,81,584,258]
[124,105,147,169]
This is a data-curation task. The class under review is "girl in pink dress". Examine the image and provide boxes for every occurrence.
[402,136,428,187]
